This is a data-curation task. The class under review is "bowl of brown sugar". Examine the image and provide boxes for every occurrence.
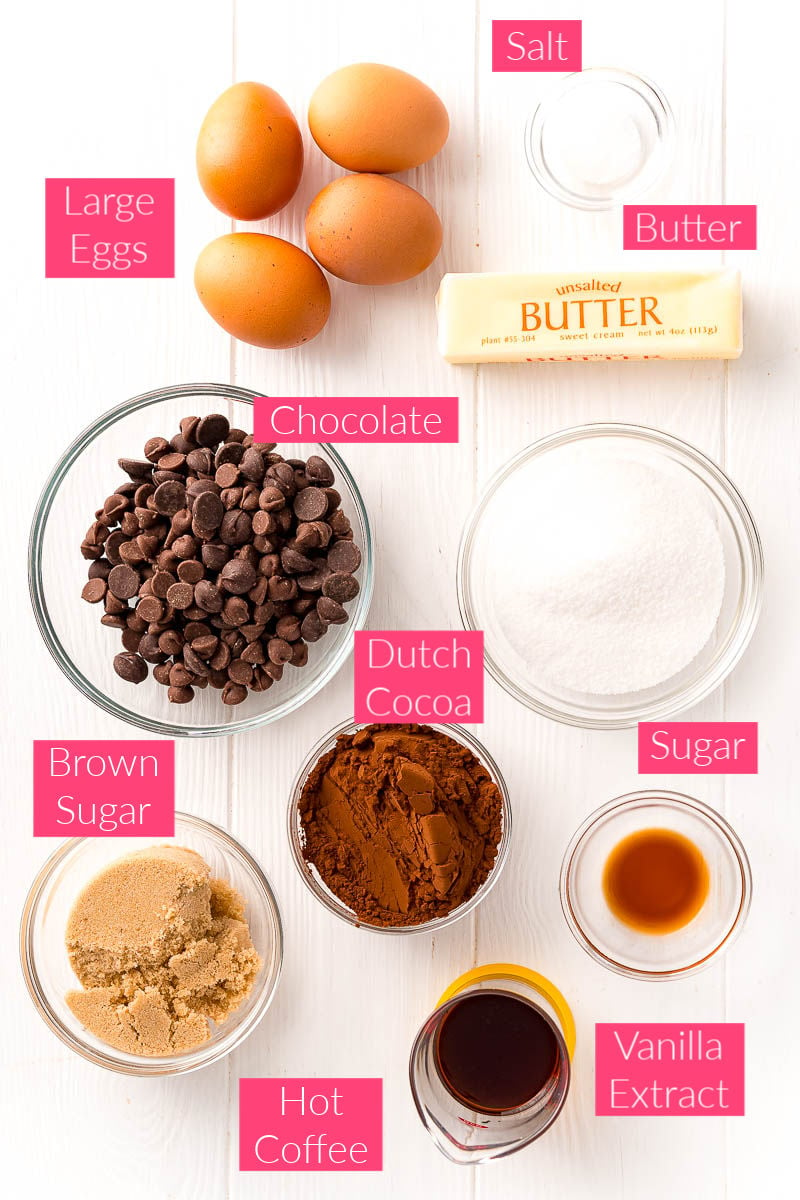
[287,721,511,934]
[20,813,283,1074]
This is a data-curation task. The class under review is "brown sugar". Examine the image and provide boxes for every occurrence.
[298,723,504,927]
[65,845,261,1056]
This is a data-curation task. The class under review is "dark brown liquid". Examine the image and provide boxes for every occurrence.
[434,992,560,1114]
[602,827,710,934]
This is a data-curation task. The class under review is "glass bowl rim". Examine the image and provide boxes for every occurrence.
[457,421,764,730]
[558,788,753,981]
[286,718,513,936]
[525,66,677,211]
[28,381,374,738]
[19,809,284,1076]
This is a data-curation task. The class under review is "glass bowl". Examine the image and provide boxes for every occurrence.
[458,423,763,730]
[525,67,675,210]
[29,382,373,738]
[20,811,283,1075]
[287,720,512,935]
[559,791,751,980]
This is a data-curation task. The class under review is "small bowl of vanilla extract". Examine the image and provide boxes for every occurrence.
[559,791,752,981]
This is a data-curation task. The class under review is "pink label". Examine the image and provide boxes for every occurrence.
[638,723,758,774]
[45,178,174,277]
[623,205,757,250]
[491,20,582,71]
[33,740,175,836]
[596,1024,745,1116]
[254,396,458,444]
[239,1078,382,1172]
[354,631,484,724]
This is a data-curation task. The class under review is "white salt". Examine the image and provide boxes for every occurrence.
[484,447,725,695]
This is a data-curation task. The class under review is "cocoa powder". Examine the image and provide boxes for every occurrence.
[298,723,504,927]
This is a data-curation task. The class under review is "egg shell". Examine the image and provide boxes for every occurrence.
[308,62,449,173]
[194,233,331,349]
[196,82,303,220]
[306,174,443,286]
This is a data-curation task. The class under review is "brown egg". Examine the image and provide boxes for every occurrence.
[308,63,449,173]
[196,82,303,220]
[306,175,442,286]
[194,233,331,348]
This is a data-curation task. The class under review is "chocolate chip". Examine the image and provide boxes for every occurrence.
[144,436,170,463]
[297,566,330,592]
[186,447,214,474]
[159,629,184,656]
[88,559,112,581]
[157,452,186,472]
[137,596,164,624]
[121,628,141,653]
[293,487,329,521]
[317,596,348,624]
[215,462,240,489]
[153,480,187,516]
[202,542,230,571]
[108,564,140,600]
[281,546,315,574]
[327,540,362,574]
[300,610,327,642]
[166,581,194,610]
[194,579,224,613]
[193,490,224,533]
[215,441,244,467]
[220,559,257,594]
[268,576,298,602]
[276,615,302,642]
[290,640,309,668]
[228,658,254,685]
[220,509,252,546]
[323,573,360,603]
[196,413,230,447]
[223,596,249,626]
[81,578,107,603]
[240,448,266,482]
[267,637,293,665]
[183,645,209,676]
[168,685,194,703]
[241,641,265,664]
[259,486,285,512]
[113,652,147,683]
[118,457,154,481]
[305,455,335,486]
[191,633,218,658]
[222,682,248,705]
[138,633,166,663]
[328,510,352,537]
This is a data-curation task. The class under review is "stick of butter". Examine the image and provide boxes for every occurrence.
[436,270,742,362]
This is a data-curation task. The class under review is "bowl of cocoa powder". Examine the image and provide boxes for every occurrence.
[288,721,511,933]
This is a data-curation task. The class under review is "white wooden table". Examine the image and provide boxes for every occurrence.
[3,1,796,1196]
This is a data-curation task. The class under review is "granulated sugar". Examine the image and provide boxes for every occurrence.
[485,448,725,695]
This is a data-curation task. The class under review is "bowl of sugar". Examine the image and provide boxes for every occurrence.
[457,423,763,729]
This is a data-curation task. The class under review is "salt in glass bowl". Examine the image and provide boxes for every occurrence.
[20,811,283,1075]
[559,790,752,980]
[457,423,763,730]
[525,67,675,210]
[287,720,512,935]
[29,382,374,737]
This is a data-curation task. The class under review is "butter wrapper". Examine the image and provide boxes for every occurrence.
[436,270,742,363]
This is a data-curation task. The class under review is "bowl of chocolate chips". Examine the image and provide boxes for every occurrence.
[29,383,373,736]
